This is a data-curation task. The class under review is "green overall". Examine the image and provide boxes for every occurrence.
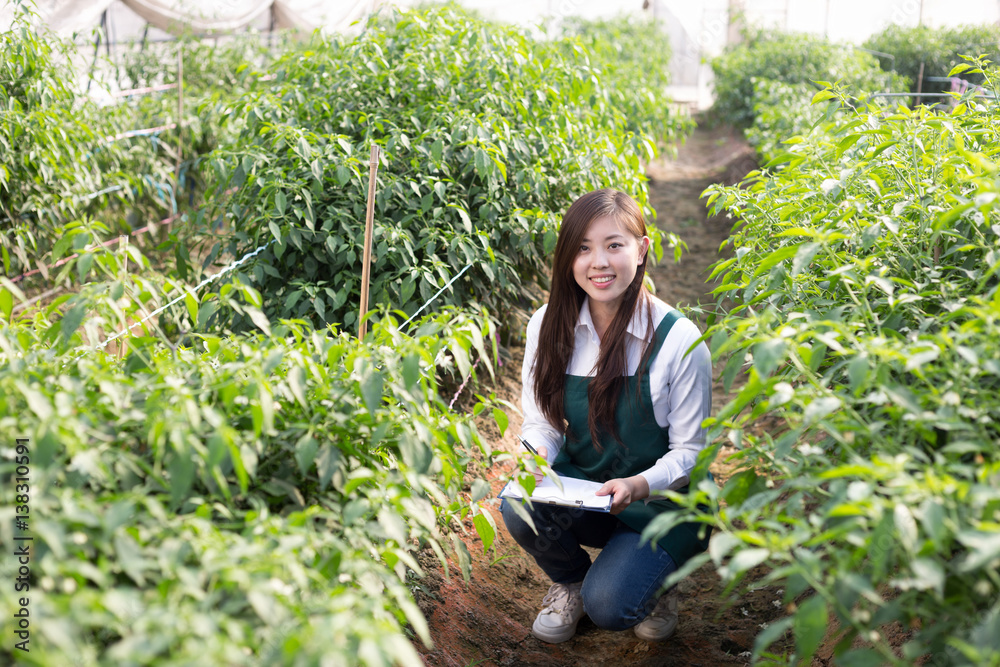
[551,310,710,568]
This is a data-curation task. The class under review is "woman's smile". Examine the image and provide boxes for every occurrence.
[590,274,616,287]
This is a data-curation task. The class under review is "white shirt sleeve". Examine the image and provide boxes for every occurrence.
[520,305,564,464]
[636,317,713,494]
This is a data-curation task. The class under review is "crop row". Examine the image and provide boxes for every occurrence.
[0,5,686,664]
[655,57,1000,666]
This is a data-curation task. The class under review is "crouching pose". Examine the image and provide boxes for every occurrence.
[501,188,712,643]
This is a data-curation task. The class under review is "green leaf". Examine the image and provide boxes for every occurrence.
[287,365,307,407]
[473,510,496,550]
[811,89,836,104]
[0,288,12,323]
[792,242,821,277]
[246,306,271,335]
[503,496,537,535]
[752,339,786,378]
[451,532,472,583]
[471,478,491,502]
[361,369,384,414]
[474,148,490,178]
[169,452,195,507]
[295,434,319,476]
[721,469,763,506]
[316,446,341,492]
[794,595,828,662]
[76,252,93,281]
[492,407,508,436]
[275,190,287,216]
[836,649,886,667]
[268,221,283,243]
[60,302,87,343]
[948,63,972,77]
[727,547,770,574]
[184,292,198,324]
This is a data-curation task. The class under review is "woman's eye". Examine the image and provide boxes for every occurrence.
[609,243,622,249]
[579,245,588,252]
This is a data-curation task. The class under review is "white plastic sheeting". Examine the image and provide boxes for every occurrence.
[273,0,375,33]
[123,0,272,34]
[2,0,115,35]
[1,0,378,36]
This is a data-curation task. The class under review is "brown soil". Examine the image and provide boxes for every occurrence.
[415,123,789,667]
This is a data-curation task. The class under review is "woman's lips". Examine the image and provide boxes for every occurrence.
[589,275,616,289]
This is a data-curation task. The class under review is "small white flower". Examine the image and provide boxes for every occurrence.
[798,443,823,457]
[772,599,782,608]
[759,622,769,629]
[740,607,749,616]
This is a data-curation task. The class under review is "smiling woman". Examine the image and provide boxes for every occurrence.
[500,188,714,644]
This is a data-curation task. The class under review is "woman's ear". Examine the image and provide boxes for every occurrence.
[638,236,650,263]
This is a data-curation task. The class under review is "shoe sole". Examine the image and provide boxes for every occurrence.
[634,619,678,642]
[531,617,581,644]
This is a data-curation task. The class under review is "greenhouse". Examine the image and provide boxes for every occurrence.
[2,0,1000,665]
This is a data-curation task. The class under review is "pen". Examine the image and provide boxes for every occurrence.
[518,435,539,457]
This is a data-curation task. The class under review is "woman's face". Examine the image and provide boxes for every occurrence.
[572,215,649,313]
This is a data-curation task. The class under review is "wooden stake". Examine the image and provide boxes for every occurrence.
[916,61,925,107]
[359,144,380,338]
[119,235,129,360]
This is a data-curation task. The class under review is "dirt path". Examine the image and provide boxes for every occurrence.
[415,123,785,667]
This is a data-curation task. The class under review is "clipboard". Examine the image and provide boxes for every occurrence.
[499,475,612,513]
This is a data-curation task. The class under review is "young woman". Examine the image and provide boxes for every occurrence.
[500,188,713,644]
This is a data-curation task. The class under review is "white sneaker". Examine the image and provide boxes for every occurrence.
[531,581,585,643]
[634,588,679,641]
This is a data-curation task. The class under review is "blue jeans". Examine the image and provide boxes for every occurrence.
[500,498,678,631]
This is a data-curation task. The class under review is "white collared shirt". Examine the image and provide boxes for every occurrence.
[520,294,712,493]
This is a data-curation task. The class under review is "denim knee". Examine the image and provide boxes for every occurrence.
[580,577,635,631]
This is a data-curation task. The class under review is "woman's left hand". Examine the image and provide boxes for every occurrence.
[595,475,650,515]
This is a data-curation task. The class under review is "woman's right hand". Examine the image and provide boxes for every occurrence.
[521,446,548,484]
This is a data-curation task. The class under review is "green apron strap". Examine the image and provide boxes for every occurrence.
[642,309,683,375]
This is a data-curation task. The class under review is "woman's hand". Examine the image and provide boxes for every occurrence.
[595,475,650,514]
[520,446,548,484]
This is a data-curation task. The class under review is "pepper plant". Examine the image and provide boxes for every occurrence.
[201,5,690,335]
[649,58,1000,666]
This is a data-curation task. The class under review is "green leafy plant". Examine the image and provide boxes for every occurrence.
[710,28,905,127]
[202,4,689,335]
[649,59,1000,666]
[0,276,498,664]
[864,24,1000,97]
[0,7,265,285]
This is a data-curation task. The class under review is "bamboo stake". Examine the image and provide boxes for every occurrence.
[359,145,380,338]
[916,61,925,107]
[119,235,129,360]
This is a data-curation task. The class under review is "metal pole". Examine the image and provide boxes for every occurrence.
[176,45,183,180]
[86,13,105,94]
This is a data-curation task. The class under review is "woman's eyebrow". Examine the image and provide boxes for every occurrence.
[581,233,626,242]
